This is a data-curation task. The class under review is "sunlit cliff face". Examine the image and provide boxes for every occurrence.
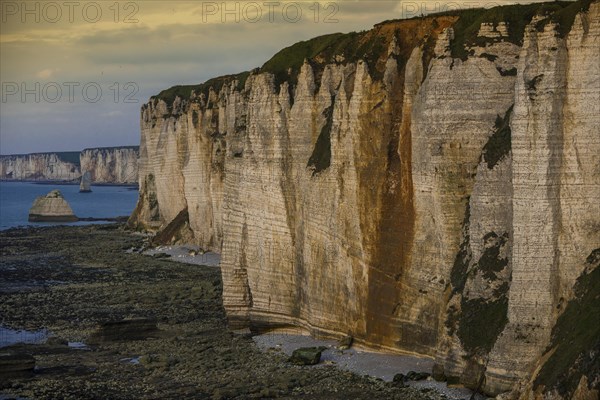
[128,1,600,397]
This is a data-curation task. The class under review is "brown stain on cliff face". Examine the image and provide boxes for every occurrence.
[361,17,456,348]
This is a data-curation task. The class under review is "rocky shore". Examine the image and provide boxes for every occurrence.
[0,225,459,399]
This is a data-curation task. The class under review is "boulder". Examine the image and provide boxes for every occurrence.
[432,363,447,382]
[90,318,158,342]
[288,346,326,366]
[79,171,92,193]
[392,373,408,387]
[28,190,78,222]
[0,351,35,378]
[337,335,353,350]
[406,371,431,381]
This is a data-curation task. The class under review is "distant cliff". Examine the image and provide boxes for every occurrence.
[80,147,139,184]
[0,146,139,184]
[129,1,599,399]
[0,152,80,181]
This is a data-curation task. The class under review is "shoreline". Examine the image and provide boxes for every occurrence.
[0,225,476,399]
[0,180,138,188]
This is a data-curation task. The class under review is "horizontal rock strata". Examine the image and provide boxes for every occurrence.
[28,190,78,222]
[129,2,600,398]
[0,146,139,184]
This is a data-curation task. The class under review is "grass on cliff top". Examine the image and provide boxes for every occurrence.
[154,71,250,107]
[261,30,387,86]
[82,146,139,152]
[54,152,81,167]
[3,151,81,167]
[446,0,591,60]
[155,29,388,104]
[261,32,348,85]
[535,0,595,36]
[152,0,594,103]
[534,249,600,396]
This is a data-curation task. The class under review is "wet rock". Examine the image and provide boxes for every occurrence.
[139,354,177,370]
[0,351,35,378]
[46,336,68,346]
[288,347,326,366]
[406,370,431,381]
[337,335,353,350]
[392,373,408,387]
[90,318,158,342]
[432,364,447,382]
[152,253,171,259]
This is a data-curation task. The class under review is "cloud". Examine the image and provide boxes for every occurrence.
[1,0,545,154]
[36,69,55,79]
[102,110,125,117]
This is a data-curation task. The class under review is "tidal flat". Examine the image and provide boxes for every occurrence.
[0,225,456,399]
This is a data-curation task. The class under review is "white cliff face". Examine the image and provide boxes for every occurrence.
[1,147,139,184]
[130,3,600,398]
[0,153,80,181]
[79,147,139,184]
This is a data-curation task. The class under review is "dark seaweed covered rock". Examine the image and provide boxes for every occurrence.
[288,347,326,366]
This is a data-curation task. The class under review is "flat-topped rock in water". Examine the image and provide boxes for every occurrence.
[28,190,78,222]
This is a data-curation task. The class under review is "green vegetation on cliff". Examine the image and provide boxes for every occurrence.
[55,152,81,167]
[261,30,387,85]
[534,249,600,396]
[535,0,595,36]
[307,103,334,176]
[154,72,250,107]
[482,105,513,169]
[450,200,472,293]
[152,0,595,105]
[457,234,511,355]
[154,27,390,104]
[447,0,593,60]
[458,295,509,354]
[82,146,139,152]
[261,32,348,85]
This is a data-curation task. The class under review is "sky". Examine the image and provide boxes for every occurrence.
[0,0,547,154]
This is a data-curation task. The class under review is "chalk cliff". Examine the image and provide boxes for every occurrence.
[129,1,600,398]
[79,146,139,184]
[0,152,80,181]
[0,147,139,184]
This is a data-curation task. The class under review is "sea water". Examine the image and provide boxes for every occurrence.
[0,181,139,230]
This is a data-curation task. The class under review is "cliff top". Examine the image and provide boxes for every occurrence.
[1,147,140,164]
[0,151,81,167]
[152,0,594,105]
[81,146,139,152]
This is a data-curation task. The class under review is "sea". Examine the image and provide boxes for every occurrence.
[0,181,139,230]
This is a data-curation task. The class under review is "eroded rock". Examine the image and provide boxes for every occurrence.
[28,190,78,222]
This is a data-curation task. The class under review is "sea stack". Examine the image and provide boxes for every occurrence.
[28,190,78,222]
[79,171,92,193]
